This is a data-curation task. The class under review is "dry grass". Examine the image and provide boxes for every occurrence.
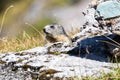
[83,67,120,80]
[0,31,45,53]
[0,3,53,53]
[68,27,80,37]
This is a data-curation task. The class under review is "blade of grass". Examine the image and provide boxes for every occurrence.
[96,40,120,48]
[103,35,120,46]
[0,5,14,34]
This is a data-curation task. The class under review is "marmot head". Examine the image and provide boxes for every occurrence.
[43,23,66,37]
[43,23,71,43]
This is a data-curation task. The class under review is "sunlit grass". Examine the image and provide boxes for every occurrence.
[0,31,45,53]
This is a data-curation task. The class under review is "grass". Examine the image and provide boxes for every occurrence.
[0,32,45,53]
[83,67,120,80]
[0,4,55,53]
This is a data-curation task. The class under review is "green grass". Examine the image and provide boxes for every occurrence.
[85,67,120,80]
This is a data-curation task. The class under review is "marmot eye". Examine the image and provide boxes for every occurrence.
[50,26,54,29]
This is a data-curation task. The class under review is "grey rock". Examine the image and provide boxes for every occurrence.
[22,47,48,54]
[95,1,120,19]
[46,42,76,53]
[0,52,119,80]
[112,17,120,35]
[94,1,120,33]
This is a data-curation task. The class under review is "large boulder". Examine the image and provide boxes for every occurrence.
[0,51,119,80]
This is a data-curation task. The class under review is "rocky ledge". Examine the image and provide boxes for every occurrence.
[0,48,119,80]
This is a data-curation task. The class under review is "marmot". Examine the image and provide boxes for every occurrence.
[43,23,71,43]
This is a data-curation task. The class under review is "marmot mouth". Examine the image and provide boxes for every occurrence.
[43,29,49,35]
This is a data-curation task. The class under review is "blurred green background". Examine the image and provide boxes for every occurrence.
[0,0,81,38]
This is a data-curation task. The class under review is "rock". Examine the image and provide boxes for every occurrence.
[0,53,119,80]
[46,42,76,54]
[43,23,71,43]
[94,1,120,32]
[22,47,48,54]
[95,1,120,19]
[112,17,120,35]
[70,0,120,60]
[83,8,99,27]
[72,26,110,42]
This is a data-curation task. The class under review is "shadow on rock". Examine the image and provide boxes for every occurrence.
[68,34,120,62]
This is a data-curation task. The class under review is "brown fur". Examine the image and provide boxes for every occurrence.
[45,35,70,43]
